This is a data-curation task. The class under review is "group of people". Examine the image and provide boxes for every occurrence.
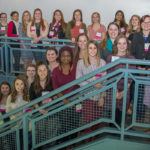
[0,8,150,148]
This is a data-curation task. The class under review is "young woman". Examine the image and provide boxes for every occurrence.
[48,9,66,39]
[114,10,128,35]
[6,76,30,120]
[126,15,141,42]
[87,12,106,41]
[27,8,49,62]
[52,46,80,139]
[131,15,150,60]
[24,64,36,88]
[107,35,135,125]
[7,11,20,72]
[65,9,87,44]
[0,13,8,37]
[0,82,11,123]
[19,10,33,70]
[73,33,88,64]
[100,22,120,61]
[29,61,53,114]
[46,47,59,76]
[76,40,106,133]
[131,15,150,121]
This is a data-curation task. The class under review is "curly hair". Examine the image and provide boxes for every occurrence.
[11,76,29,103]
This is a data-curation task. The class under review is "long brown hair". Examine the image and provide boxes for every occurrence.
[114,10,128,28]
[34,61,51,95]
[112,34,130,56]
[100,22,120,49]
[126,15,141,34]
[22,10,32,35]
[73,33,88,64]
[0,82,11,102]
[11,76,29,103]
[50,9,66,32]
[83,40,100,67]
[70,9,83,28]
[31,8,46,31]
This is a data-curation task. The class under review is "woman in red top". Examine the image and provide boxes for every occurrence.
[65,9,87,44]
[7,11,20,72]
[52,46,80,141]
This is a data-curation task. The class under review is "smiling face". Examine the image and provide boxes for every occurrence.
[34,10,41,21]
[26,66,36,78]
[141,17,150,32]
[54,11,62,22]
[92,13,100,24]
[108,24,119,40]
[88,43,98,57]
[60,51,72,65]
[131,16,140,28]
[74,11,81,22]
[78,35,88,50]
[115,12,123,22]
[37,65,48,81]
[23,12,30,22]
[0,13,7,23]
[11,13,19,22]
[117,37,127,55]
[1,84,10,96]
[46,50,58,63]
[15,79,24,94]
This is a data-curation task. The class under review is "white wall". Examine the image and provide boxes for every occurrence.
[0,0,150,27]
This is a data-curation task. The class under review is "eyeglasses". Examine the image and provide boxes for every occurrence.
[0,17,7,19]
[27,70,35,72]
[142,21,150,25]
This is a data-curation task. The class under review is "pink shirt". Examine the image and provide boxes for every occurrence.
[71,24,82,38]
[87,24,106,40]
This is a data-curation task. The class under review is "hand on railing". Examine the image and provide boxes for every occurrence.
[42,98,52,104]
[39,109,48,115]
[94,83,103,89]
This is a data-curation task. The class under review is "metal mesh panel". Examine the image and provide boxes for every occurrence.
[136,84,146,123]
[136,84,150,124]
[0,131,17,150]
[35,114,60,144]
[34,87,113,145]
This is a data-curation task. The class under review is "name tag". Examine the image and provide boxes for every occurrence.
[76,104,82,112]
[1,27,6,32]
[111,56,120,62]
[42,91,51,101]
[95,74,103,78]
[126,33,129,38]
[96,32,102,38]
[31,26,36,32]
[144,43,150,52]
[49,31,54,37]
[25,108,32,112]
[79,29,84,34]
[0,104,6,112]
[121,27,125,34]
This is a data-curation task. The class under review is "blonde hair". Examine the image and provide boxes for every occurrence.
[91,12,100,27]
[83,40,100,67]
[126,15,141,35]
[22,10,31,35]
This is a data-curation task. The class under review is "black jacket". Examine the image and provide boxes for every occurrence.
[131,31,150,60]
